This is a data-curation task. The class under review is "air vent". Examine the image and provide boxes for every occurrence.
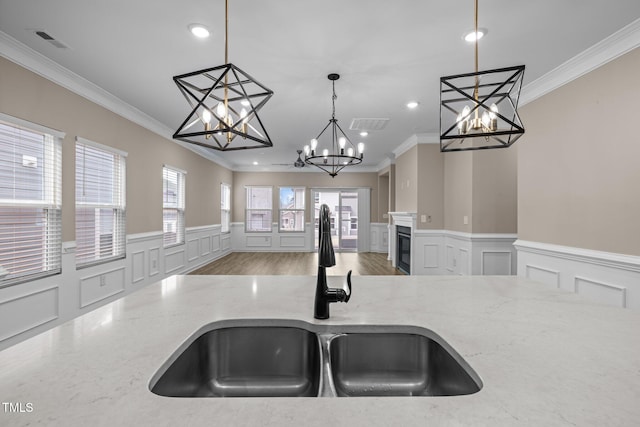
[34,30,70,49]
[349,118,390,131]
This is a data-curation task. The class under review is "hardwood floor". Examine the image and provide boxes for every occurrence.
[190,252,404,276]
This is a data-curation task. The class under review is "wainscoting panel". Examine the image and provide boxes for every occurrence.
[574,276,627,308]
[187,238,200,262]
[446,245,455,273]
[482,251,512,275]
[459,249,469,275]
[247,236,272,247]
[212,235,221,253]
[0,286,59,342]
[164,249,185,274]
[131,251,145,284]
[280,235,306,248]
[232,223,314,252]
[200,235,211,257]
[370,223,389,254]
[149,247,160,277]
[423,245,439,269]
[80,267,125,308]
[525,265,560,289]
[515,239,640,310]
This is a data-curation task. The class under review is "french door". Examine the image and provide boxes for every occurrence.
[312,189,359,252]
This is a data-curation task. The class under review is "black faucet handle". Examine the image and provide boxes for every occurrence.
[344,270,352,303]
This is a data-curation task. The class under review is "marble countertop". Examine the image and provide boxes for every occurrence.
[1,274,639,426]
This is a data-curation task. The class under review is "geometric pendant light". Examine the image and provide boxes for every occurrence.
[440,0,525,152]
[172,0,274,151]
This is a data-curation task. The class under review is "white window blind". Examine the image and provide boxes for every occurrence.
[163,166,185,247]
[0,117,62,286]
[221,183,230,233]
[75,138,127,267]
[245,186,272,232]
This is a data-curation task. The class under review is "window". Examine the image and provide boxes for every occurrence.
[163,166,186,247]
[0,114,63,286]
[221,183,231,233]
[75,138,126,267]
[279,187,305,232]
[245,186,272,232]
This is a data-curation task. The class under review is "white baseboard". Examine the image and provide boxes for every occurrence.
[514,239,640,310]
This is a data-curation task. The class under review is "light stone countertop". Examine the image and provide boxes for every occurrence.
[1,274,639,426]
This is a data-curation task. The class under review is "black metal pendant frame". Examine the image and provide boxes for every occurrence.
[173,63,274,151]
[440,65,525,152]
[304,118,363,178]
[304,73,363,178]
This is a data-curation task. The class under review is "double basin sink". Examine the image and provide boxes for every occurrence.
[150,319,482,398]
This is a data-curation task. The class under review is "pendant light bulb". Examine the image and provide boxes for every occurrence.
[347,147,354,157]
[462,105,471,120]
[322,149,329,158]
[357,142,365,154]
[489,103,498,119]
[202,109,212,124]
[216,102,227,119]
[304,145,310,156]
[338,137,346,149]
[311,139,318,150]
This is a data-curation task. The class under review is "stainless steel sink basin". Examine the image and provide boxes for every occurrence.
[150,320,482,398]
[328,332,481,397]
[151,325,321,397]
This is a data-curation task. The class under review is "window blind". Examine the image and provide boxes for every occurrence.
[163,166,185,247]
[75,138,127,267]
[245,186,272,232]
[0,119,62,286]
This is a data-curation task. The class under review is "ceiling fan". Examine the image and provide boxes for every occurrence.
[272,150,306,169]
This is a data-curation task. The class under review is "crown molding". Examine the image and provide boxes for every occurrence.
[391,133,439,159]
[0,30,232,170]
[520,17,640,106]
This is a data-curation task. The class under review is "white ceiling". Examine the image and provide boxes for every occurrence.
[1,1,639,172]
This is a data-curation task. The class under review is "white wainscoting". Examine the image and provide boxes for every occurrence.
[231,223,315,252]
[413,230,517,276]
[515,240,640,310]
[0,224,230,351]
[370,223,389,253]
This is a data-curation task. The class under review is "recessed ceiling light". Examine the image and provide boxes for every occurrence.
[253,161,258,165]
[359,131,368,137]
[189,24,210,39]
[407,101,419,109]
[463,28,487,42]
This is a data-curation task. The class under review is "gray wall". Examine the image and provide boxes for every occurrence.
[518,47,640,256]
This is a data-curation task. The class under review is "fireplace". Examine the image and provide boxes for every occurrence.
[396,226,411,274]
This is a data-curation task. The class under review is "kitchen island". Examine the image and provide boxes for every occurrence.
[1,274,639,426]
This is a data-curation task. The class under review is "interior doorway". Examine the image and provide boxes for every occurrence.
[312,190,359,252]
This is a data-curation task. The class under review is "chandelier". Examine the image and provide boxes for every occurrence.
[303,74,364,177]
[173,0,274,151]
[439,0,525,152]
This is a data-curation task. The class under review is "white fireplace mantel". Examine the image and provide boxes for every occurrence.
[389,212,417,273]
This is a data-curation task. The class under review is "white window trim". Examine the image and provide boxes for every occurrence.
[221,182,231,234]
[0,113,66,140]
[245,185,273,233]
[278,186,306,233]
[163,165,186,248]
[0,114,64,287]
[75,137,127,268]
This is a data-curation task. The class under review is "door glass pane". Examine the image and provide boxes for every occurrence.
[313,190,358,252]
